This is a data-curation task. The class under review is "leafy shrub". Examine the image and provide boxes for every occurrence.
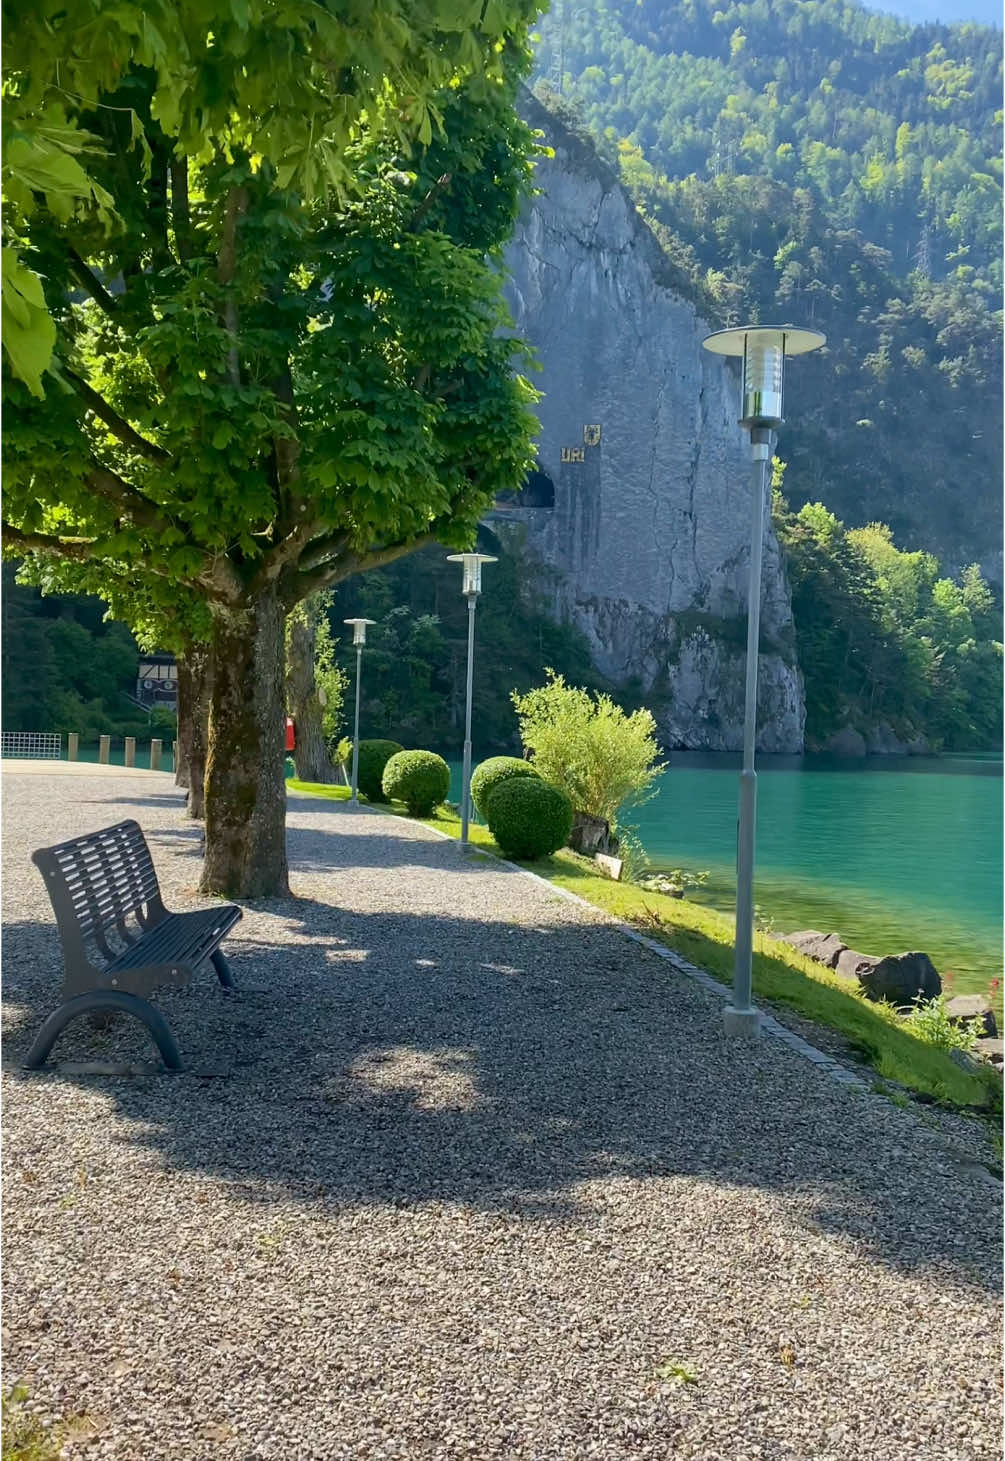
[470,755,540,818]
[485,776,573,860]
[354,739,404,801]
[511,670,665,822]
[904,994,981,1054]
[382,750,450,816]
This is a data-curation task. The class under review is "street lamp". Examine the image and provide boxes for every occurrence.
[702,324,825,1038]
[344,617,376,805]
[446,552,497,844]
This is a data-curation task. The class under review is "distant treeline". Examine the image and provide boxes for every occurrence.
[2,565,174,740]
[774,483,1002,749]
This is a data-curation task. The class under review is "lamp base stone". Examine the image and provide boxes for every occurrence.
[723,1006,762,1040]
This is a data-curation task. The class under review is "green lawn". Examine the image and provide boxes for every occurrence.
[287,782,999,1114]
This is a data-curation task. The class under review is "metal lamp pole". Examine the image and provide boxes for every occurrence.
[344,618,375,804]
[702,325,825,1038]
[446,552,497,845]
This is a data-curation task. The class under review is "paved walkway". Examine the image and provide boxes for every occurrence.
[2,770,1001,1460]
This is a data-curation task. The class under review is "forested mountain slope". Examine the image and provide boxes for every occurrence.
[532,0,1003,576]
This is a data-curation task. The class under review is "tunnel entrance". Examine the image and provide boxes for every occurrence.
[495,467,555,511]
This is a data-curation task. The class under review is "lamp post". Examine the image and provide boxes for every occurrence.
[344,617,376,804]
[446,552,497,845]
[702,324,825,1038]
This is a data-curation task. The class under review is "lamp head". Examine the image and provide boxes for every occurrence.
[702,324,825,429]
[446,552,497,596]
[344,617,376,646]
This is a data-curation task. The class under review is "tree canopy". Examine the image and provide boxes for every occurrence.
[2,0,542,393]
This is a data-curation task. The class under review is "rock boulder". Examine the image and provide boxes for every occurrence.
[858,952,941,1005]
[836,948,881,980]
[568,812,619,858]
[784,930,848,969]
[975,1037,1004,1068]
[944,995,998,1038]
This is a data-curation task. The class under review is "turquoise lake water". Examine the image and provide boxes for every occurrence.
[449,753,1003,991]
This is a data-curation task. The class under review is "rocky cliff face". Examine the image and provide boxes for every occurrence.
[498,97,804,753]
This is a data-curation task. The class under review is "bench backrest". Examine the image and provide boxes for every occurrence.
[32,819,166,980]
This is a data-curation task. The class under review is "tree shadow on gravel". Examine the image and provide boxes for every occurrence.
[3,866,1000,1290]
[79,794,188,809]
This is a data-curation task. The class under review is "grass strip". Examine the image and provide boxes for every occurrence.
[288,781,997,1112]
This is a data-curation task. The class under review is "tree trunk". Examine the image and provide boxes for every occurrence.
[175,659,192,789]
[186,648,211,821]
[201,587,289,898]
[286,605,337,783]
[175,649,211,817]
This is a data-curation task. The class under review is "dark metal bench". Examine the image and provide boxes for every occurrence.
[25,819,241,1071]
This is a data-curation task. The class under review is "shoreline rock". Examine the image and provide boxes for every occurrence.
[859,951,941,1005]
[945,995,998,1039]
[780,929,1003,1067]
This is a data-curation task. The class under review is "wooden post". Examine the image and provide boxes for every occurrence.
[124,737,135,768]
[171,740,177,774]
[99,734,110,764]
[68,733,79,761]
[150,739,162,771]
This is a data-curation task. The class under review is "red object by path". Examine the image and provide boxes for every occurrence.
[285,717,295,752]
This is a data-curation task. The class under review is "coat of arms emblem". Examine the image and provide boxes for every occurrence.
[583,424,602,447]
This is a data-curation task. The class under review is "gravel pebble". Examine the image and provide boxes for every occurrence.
[2,771,1001,1460]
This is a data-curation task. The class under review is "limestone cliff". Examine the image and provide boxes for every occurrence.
[499,100,812,753]
[496,96,804,753]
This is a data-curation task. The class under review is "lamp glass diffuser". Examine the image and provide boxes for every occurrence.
[742,335,784,428]
[702,325,826,430]
[446,552,498,596]
[344,617,376,646]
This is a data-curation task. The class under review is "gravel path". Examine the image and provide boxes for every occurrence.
[2,770,1001,1461]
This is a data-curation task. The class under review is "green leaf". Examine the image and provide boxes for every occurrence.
[2,251,56,396]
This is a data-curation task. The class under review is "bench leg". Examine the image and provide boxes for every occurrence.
[210,949,235,990]
[23,991,183,1072]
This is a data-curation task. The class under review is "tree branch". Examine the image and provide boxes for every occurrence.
[1,525,100,562]
[66,369,171,463]
[297,529,350,573]
[84,462,176,536]
[3,522,236,604]
[170,158,193,261]
[217,186,249,387]
[249,516,326,592]
[148,135,173,273]
[287,533,434,607]
[406,173,452,233]
[67,249,120,320]
[199,553,245,606]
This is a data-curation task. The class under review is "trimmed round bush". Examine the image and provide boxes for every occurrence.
[382,749,451,816]
[470,755,540,819]
[355,739,404,802]
[484,776,574,861]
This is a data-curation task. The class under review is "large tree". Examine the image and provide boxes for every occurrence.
[4,59,541,896]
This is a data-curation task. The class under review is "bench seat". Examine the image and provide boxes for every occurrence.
[105,905,241,978]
